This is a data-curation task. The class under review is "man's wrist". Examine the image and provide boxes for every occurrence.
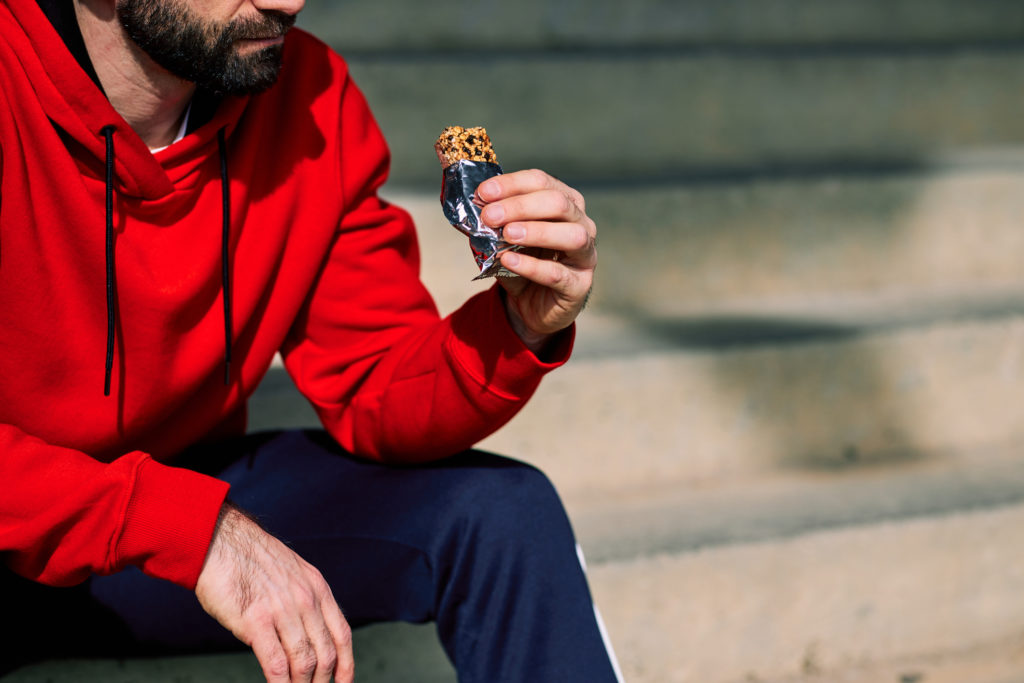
[499,289,555,355]
[509,313,554,355]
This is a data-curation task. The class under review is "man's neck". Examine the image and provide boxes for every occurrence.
[74,0,194,149]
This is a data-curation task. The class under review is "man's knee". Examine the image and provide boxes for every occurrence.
[444,454,575,552]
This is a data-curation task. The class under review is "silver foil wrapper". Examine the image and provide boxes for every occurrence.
[440,159,521,280]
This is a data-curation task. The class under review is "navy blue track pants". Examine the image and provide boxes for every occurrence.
[2,430,622,682]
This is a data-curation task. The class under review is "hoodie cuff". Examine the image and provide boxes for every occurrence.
[446,285,574,399]
[115,456,231,589]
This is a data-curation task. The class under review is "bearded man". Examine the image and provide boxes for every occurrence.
[0,1,621,681]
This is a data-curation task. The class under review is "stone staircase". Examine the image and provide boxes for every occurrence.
[8,1,1024,682]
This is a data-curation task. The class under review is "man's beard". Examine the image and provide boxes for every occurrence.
[116,0,296,96]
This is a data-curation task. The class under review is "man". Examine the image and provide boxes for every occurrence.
[0,0,622,681]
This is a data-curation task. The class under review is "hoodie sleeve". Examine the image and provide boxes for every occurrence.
[280,74,573,463]
[0,424,230,588]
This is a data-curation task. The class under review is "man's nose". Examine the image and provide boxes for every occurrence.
[251,0,305,17]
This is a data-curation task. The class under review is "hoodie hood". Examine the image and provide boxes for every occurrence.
[2,0,255,392]
[0,0,362,458]
[1,0,247,200]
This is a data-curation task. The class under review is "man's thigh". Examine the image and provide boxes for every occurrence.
[83,430,562,654]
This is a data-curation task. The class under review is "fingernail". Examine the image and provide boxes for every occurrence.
[478,181,499,200]
[505,224,525,241]
[484,205,504,225]
[503,252,520,267]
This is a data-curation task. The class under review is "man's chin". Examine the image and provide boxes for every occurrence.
[206,49,284,95]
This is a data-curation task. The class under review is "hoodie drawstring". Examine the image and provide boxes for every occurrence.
[99,126,234,395]
[218,128,233,386]
[101,125,117,397]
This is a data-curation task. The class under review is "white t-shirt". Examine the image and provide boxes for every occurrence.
[150,102,192,153]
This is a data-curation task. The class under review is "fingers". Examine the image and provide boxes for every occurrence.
[478,169,586,211]
[500,249,593,302]
[250,595,350,683]
[277,612,320,682]
[479,168,598,340]
[476,170,596,265]
[251,629,293,683]
[503,221,597,264]
[286,569,351,683]
[196,507,353,683]
[299,619,340,683]
[319,583,354,682]
[481,188,584,229]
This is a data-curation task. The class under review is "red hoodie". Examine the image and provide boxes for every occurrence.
[0,0,570,590]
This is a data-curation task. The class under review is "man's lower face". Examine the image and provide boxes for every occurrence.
[116,0,296,96]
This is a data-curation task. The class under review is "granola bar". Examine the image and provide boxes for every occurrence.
[435,126,519,279]
[434,126,498,168]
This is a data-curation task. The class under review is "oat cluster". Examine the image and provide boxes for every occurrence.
[434,126,498,167]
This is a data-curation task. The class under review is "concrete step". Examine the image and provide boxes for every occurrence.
[339,50,1024,185]
[391,165,1024,317]
[570,455,1024,565]
[297,1,1024,51]
[481,313,1024,501]
[590,502,1024,682]
[576,169,1024,316]
[769,637,1024,683]
[575,460,1024,682]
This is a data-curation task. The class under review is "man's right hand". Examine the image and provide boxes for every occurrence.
[195,503,353,682]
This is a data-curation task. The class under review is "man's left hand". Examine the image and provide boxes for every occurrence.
[477,170,597,354]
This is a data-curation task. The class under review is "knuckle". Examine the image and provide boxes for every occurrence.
[527,168,549,187]
[548,265,568,289]
[558,191,574,216]
[310,573,329,596]
[288,636,315,657]
[572,189,586,211]
[249,606,275,627]
[317,586,337,610]
[295,589,317,611]
[310,566,329,585]
[570,225,590,251]
[541,190,571,217]
[266,655,290,679]
[295,649,318,676]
